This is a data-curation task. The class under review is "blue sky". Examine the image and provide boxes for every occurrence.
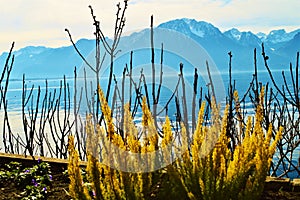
[0,0,299,53]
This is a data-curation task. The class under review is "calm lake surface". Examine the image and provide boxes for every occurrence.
[1,69,299,177]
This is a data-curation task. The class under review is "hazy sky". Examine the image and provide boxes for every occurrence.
[0,0,299,53]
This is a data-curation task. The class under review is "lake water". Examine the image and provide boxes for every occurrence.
[3,69,292,117]
[1,69,299,177]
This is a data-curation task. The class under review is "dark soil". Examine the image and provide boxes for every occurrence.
[260,191,300,200]
[0,154,299,199]
[0,154,71,200]
[0,173,70,200]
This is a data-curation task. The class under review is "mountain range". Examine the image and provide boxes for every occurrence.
[0,18,299,78]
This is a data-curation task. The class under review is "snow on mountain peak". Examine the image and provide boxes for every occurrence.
[223,28,261,47]
[158,18,221,38]
[224,28,242,40]
[266,29,299,43]
[158,19,192,35]
[188,19,221,37]
[256,32,267,41]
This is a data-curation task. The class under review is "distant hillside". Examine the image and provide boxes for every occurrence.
[0,18,299,78]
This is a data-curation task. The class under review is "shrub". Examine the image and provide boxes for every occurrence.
[67,87,282,199]
[169,88,282,200]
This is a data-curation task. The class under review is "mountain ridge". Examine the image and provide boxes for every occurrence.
[0,18,299,78]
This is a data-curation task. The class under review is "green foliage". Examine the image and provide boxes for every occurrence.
[0,161,22,180]
[0,159,52,200]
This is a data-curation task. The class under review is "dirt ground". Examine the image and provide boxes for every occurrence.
[0,173,70,200]
[0,155,299,199]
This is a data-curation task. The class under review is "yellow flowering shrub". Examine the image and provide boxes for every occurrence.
[68,135,91,200]
[68,88,167,199]
[68,86,282,200]
[170,88,282,200]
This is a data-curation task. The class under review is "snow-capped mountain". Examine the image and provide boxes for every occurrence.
[224,28,261,47]
[239,32,261,47]
[256,32,267,41]
[157,18,299,71]
[158,18,224,39]
[224,28,242,41]
[265,29,300,44]
[277,32,300,57]
[0,18,299,78]
[157,19,193,36]
[184,18,223,38]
